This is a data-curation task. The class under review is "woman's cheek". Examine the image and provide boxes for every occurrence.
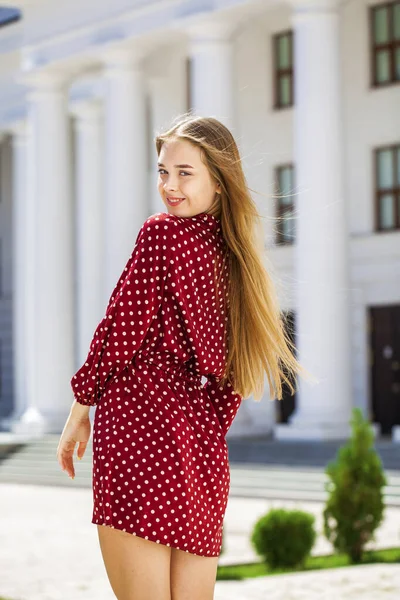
[182,181,194,196]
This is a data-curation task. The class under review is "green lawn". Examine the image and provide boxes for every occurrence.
[217,547,400,580]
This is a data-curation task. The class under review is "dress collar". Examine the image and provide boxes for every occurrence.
[165,211,221,233]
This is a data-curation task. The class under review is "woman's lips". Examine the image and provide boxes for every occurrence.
[166,197,186,206]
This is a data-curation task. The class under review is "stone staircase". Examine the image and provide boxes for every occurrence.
[1,434,400,505]
[0,434,93,489]
[228,464,400,505]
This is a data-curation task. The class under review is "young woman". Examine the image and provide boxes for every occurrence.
[57,115,311,599]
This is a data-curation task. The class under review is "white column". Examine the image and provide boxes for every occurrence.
[276,0,352,441]
[12,72,74,434]
[101,47,148,300]
[188,22,235,129]
[71,100,105,366]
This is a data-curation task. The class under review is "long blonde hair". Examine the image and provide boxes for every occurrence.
[155,114,316,402]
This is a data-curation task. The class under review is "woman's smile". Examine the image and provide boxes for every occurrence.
[166,197,186,206]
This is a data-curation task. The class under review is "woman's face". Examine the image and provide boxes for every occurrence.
[157,138,220,217]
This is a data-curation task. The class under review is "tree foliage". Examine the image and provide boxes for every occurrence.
[323,408,387,563]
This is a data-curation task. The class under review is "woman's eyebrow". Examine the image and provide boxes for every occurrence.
[157,162,195,169]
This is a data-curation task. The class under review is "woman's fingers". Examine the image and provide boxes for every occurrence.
[56,415,91,479]
[77,441,87,460]
[57,439,76,479]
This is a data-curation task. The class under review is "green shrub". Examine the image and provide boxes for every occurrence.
[250,508,316,569]
[323,407,387,564]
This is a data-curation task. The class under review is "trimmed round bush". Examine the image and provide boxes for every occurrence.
[251,508,316,569]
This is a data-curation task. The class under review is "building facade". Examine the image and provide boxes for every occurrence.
[0,0,399,440]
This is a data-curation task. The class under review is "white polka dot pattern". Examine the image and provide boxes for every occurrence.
[71,214,172,404]
[70,211,243,557]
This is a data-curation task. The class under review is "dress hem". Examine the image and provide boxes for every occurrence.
[91,516,222,559]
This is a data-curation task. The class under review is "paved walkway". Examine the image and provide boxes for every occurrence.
[1,482,400,599]
[215,564,400,599]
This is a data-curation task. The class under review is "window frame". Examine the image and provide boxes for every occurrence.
[369,1,400,88]
[275,163,296,245]
[272,30,294,110]
[374,143,400,231]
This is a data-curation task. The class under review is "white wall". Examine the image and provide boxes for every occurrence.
[342,0,400,237]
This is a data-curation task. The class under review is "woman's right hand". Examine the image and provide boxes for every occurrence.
[56,413,91,479]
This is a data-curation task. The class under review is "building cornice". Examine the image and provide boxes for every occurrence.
[19,0,270,73]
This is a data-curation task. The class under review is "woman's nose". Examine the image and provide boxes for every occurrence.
[164,178,178,192]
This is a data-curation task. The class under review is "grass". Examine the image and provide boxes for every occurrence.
[216,546,400,580]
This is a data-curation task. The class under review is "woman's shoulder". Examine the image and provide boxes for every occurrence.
[138,212,181,238]
[140,212,201,240]
[142,212,184,228]
[140,211,221,243]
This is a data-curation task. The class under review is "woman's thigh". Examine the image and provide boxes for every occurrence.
[97,525,172,600]
[170,547,219,600]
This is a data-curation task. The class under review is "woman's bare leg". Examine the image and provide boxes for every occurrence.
[97,525,172,600]
[170,547,219,600]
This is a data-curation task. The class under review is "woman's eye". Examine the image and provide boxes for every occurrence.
[157,169,191,176]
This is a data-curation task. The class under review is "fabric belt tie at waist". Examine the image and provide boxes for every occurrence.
[134,357,204,387]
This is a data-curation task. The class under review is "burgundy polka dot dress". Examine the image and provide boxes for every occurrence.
[71,211,242,557]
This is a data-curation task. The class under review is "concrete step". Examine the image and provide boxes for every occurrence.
[0,460,92,474]
[2,445,94,457]
[229,466,400,505]
[0,470,92,488]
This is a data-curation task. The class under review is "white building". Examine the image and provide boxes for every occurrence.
[0,0,399,441]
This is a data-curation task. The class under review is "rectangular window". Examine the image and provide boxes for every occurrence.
[273,30,294,109]
[275,165,296,244]
[375,144,400,230]
[370,1,400,87]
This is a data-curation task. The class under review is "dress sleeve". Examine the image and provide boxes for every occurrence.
[71,215,172,406]
[203,374,242,436]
